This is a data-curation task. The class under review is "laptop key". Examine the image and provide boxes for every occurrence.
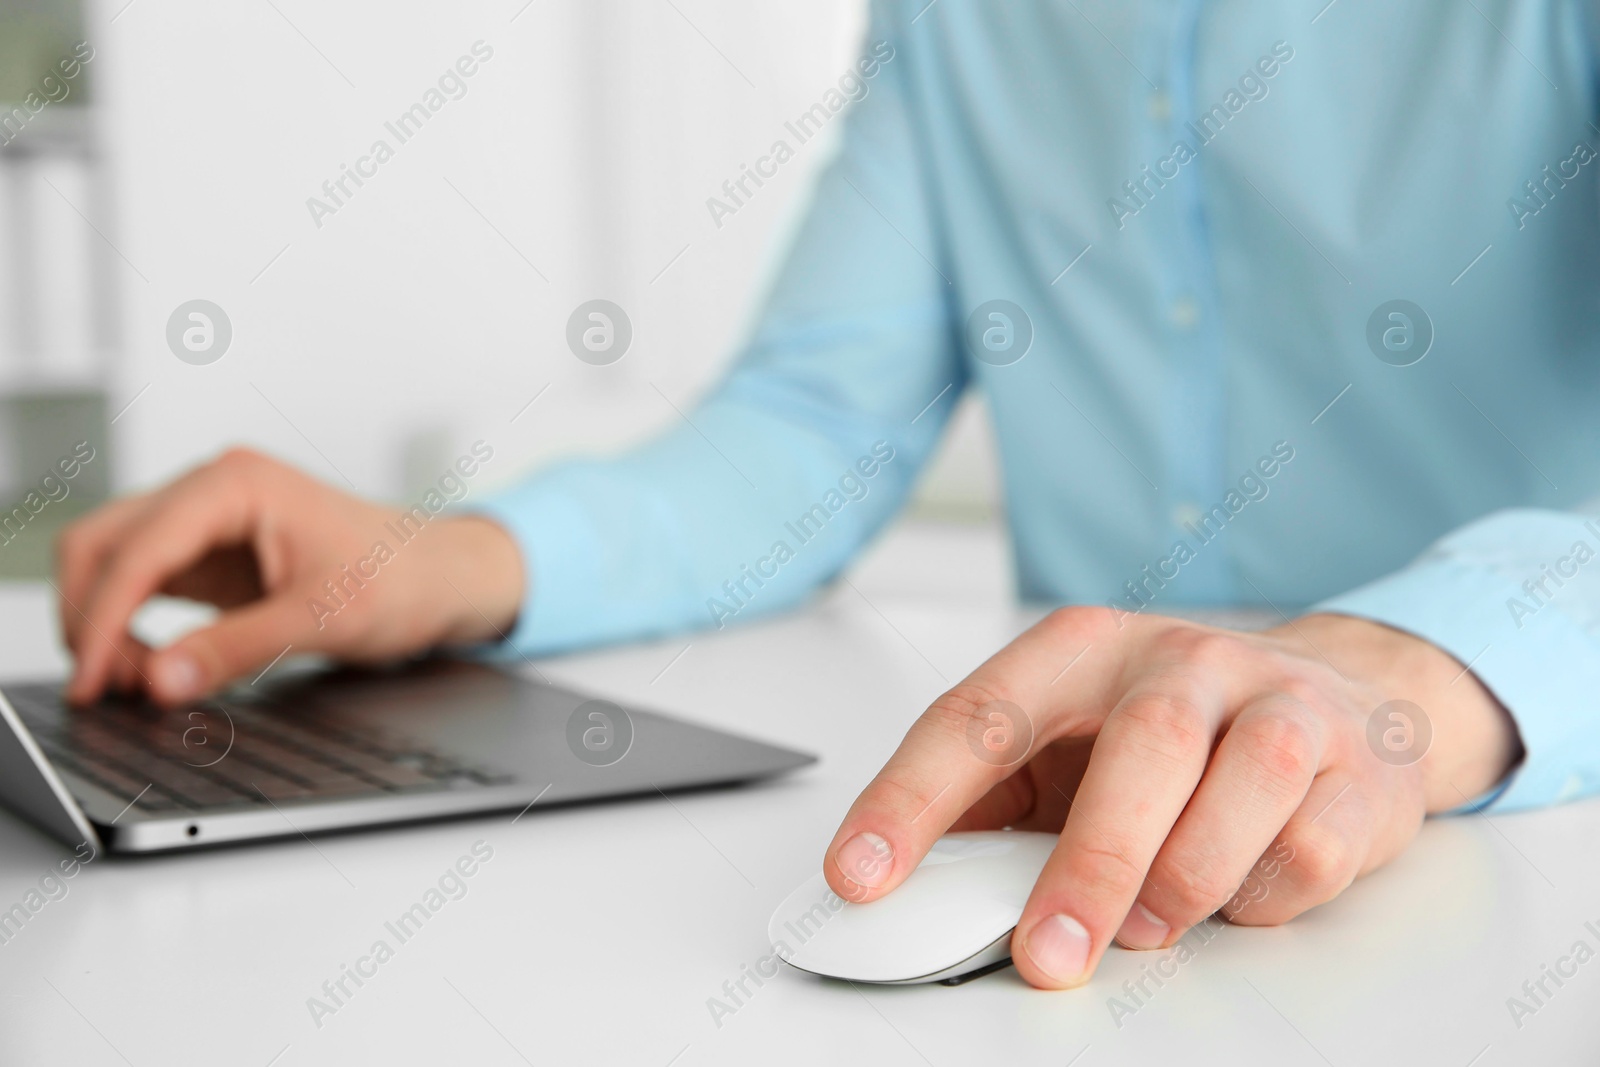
[226,713,428,783]
[241,731,444,789]
[10,684,521,826]
[46,751,185,811]
[194,756,314,802]
[96,749,255,807]
[330,749,441,790]
[271,715,416,761]
[248,776,317,803]
[227,734,383,794]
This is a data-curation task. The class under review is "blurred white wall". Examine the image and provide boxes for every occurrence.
[91,0,998,514]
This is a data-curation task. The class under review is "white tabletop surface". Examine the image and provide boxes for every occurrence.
[0,521,1595,1066]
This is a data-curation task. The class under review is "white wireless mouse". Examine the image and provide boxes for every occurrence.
[767,830,1057,985]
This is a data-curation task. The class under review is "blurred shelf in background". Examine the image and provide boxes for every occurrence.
[0,0,111,577]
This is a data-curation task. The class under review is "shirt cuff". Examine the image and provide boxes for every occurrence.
[464,469,608,659]
[1315,555,1600,812]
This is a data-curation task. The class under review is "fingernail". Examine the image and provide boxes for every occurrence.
[1024,913,1091,983]
[155,653,201,702]
[1115,902,1170,950]
[835,832,894,889]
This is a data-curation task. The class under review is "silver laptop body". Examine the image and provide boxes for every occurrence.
[0,659,814,854]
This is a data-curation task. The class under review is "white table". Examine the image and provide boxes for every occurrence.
[0,522,1594,1066]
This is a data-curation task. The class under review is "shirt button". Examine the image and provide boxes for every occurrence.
[1148,91,1171,121]
[1170,297,1199,330]
[1172,502,1203,528]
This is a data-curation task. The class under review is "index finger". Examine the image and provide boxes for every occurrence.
[822,607,1121,901]
[66,469,253,704]
[53,492,151,655]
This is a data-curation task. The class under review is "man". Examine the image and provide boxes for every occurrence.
[58,1,1597,990]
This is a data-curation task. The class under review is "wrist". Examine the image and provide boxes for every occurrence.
[424,516,526,646]
[1270,613,1523,812]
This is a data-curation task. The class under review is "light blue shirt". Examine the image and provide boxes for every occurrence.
[479,0,1600,813]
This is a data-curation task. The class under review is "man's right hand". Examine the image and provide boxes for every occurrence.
[55,448,525,706]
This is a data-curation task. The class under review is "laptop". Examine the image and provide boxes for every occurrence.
[0,658,815,854]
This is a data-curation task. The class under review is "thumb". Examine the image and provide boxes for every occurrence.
[149,593,319,704]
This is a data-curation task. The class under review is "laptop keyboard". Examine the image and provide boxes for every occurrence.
[5,684,512,815]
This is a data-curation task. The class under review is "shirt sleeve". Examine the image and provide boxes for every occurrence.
[1314,507,1600,812]
[471,4,964,657]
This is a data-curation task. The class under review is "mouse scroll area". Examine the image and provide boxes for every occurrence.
[765,831,1057,985]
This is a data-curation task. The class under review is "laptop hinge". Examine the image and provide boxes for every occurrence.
[0,690,105,856]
